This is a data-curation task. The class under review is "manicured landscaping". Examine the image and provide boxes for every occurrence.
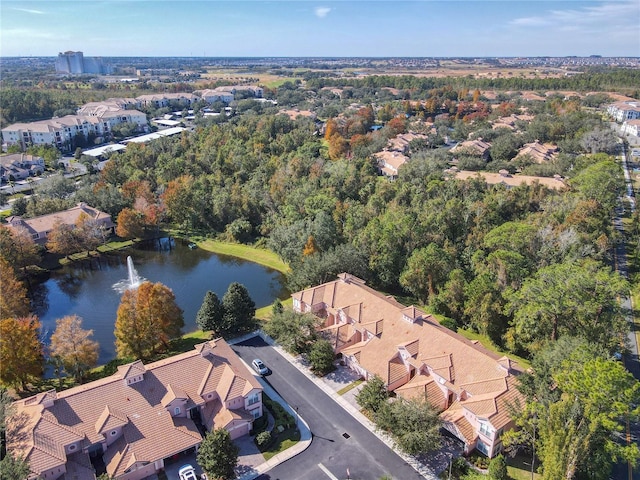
[337,379,363,396]
[196,239,290,274]
[255,394,301,461]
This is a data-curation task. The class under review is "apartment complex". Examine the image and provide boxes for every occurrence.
[607,100,640,122]
[8,339,263,480]
[1,111,147,152]
[292,274,523,458]
[0,153,45,182]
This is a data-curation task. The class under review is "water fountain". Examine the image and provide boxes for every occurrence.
[113,256,144,293]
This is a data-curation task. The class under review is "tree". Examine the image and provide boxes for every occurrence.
[0,226,39,277]
[356,375,388,414]
[488,454,508,480]
[538,358,640,480]
[0,258,29,320]
[263,310,318,355]
[308,339,335,376]
[0,316,44,390]
[221,282,255,337]
[0,452,30,479]
[115,208,146,239]
[196,428,239,480]
[506,259,628,353]
[49,315,99,383]
[114,281,184,359]
[399,243,452,304]
[196,291,224,334]
[580,127,618,155]
[374,397,442,455]
[45,221,80,258]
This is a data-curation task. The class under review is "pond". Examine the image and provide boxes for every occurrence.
[31,240,288,365]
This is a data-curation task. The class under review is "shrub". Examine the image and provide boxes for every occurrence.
[488,454,507,480]
[255,431,271,448]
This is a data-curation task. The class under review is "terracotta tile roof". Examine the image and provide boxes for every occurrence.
[6,203,115,240]
[294,274,524,452]
[516,141,559,163]
[9,339,261,479]
[395,374,446,409]
[453,170,566,190]
[388,356,408,386]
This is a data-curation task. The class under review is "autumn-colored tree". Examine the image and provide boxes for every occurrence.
[472,89,481,103]
[46,221,80,257]
[0,316,44,390]
[302,235,318,257]
[327,133,349,161]
[114,282,184,359]
[387,116,406,136]
[49,315,99,383]
[161,175,196,229]
[0,225,39,276]
[116,208,146,239]
[324,118,339,141]
[75,212,105,251]
[0,257,29,320]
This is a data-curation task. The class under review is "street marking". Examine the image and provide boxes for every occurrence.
[318,463,339,480]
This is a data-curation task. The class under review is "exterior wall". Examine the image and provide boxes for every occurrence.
[118,462,157,480]
[37,465,66,480]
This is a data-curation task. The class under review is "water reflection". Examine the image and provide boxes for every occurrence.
[33,241,287,365]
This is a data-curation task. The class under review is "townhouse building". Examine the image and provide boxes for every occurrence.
[292,274,524,458]
[0,153,45,182]
[6,203,115,244]
[8,339,263,480]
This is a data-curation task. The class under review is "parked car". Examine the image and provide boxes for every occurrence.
[252,358,269,375]
[178,464,198,480]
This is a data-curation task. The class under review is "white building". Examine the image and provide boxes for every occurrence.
[135,93,199,109]
[621,119,640,137]
[2,111,148,152]
[607,101,640,123]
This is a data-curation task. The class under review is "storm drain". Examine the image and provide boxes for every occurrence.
[342,432,350,439]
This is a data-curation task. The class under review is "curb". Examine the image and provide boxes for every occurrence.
[232,331,438,480]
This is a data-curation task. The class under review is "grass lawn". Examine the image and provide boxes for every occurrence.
[261,427,301,461]
[196,239,290,274]
[457,328,531,371]
[506,454,541,480]
[337,379,363,396]
[256,298,293,321]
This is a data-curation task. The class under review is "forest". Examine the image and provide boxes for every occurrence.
[1,73,639,479]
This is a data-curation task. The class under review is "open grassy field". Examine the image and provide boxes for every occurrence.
[195,239,290,274]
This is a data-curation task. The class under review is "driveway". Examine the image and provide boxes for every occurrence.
[232,336,423,480]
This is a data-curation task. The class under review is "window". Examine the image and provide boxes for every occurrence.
[111,430,118,436]
[174,407,181,415]
[68,444,77,451]
[247,393,259,406]
[479,423,493,438]
[251,408,261,419]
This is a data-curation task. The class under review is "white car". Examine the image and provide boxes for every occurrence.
[252,358,269,376]
[178,464,198,480]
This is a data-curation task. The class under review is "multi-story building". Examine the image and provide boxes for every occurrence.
[607,101,640,122]
[7,339,263,480]
[136,93,199,109]
[292,273,524,458]
[2,111,147,152]
[55,51,112,75]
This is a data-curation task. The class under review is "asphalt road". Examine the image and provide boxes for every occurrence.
[611,144,640,480]
[232,337,423,480]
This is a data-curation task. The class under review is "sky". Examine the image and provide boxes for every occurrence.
[1,0,639,57]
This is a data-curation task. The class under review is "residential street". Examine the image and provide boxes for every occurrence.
[232,336,423,480]
[611,142,640,480]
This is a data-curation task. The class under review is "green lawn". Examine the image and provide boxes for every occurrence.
[337,379,363,396]
[196,239,290,274]
[456,328,531,371]
[507,454,541,480]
